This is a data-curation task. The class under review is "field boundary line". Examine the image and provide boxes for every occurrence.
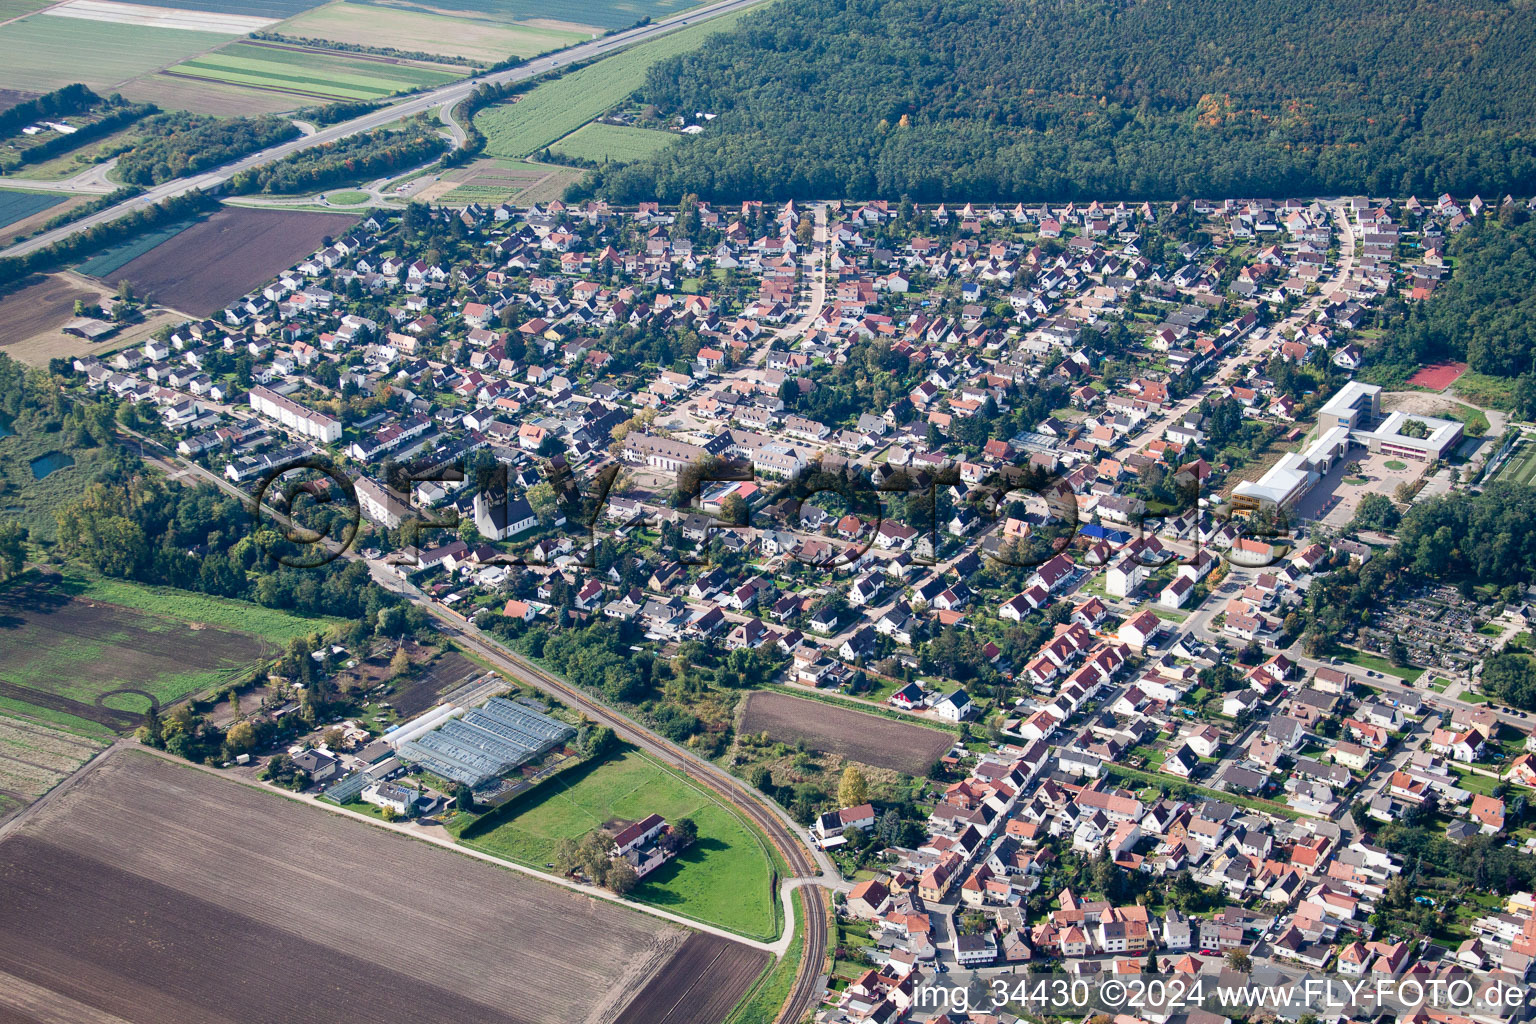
[124,744,781,951]
[0,736,127,842]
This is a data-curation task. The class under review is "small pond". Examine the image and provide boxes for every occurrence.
[29,451,74,480]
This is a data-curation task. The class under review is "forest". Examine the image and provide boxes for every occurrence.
[593,0,1536,202]
[225,119,445,195]
[1366,209,1536,414]
[115,113,300,186]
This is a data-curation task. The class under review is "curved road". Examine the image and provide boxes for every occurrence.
[1,0,765,259]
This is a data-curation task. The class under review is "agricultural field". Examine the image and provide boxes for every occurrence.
[0,713,107,821]
[0,194,86,246]
[73,218,197,277]
[162,39,464,103]
[614,933,770,1024]
[550,121,678,163]
[417,156,582,205]
[739,690,953,776]
[0,749,713,1024]
[0,272,179,367]
[0,188,65,229]
[357,0,698,32]
[92,206,359,315]
[475,8,754,158]
[276,1,588,64]
[0,570,335,732]
[460,746,780,940]
[0,14,238,93]
[0,0,51,19]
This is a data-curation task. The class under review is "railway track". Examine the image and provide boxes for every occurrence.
[128,429,830,1022]
[412,611,829,1023]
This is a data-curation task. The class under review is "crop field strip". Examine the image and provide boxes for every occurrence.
[353,0,698,31]
[549,121,678,163]
[163,38,463,102]
[274,2,589,65]
[739,689,954,775]
[613,933,770,1024]
[0,713,105,812]
[0,188,65,230]
[0,15,238,92]
[0,750,705,1024]
[475,7,756,158]
[73,218,197,277]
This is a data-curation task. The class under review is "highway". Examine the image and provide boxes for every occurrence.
[0,0,766,259]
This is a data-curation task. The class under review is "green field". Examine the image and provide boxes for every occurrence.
[0,188,64,230]
[0,0,52,18]
[355,0,700,31]
[0,569,340,729]
[0,17,237,93]
[476,8,755,158]
[460,747,779,940]
[322,189,371,204]
[167,41,462,101]
[548,122,678,163]
[73,218,197,277]
[1491,439,1536,487]
[276,2,588,65]
[1340,648,1427,683]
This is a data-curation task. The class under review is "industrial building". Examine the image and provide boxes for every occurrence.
[387,697,576,787]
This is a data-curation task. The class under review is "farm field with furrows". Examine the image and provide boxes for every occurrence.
[0,749,702,1024]
[95,206,359,315]
[475,8,754,158]
[459,747,780,940]
[355,0,699,31]
[612,933,770,1024]
[739,690,954,775]
[549,121,678,164]
[0,15,237,92]
[275,1,588,64]
[0,571,334,731]
[163,39,463,102]
[0,714,106,818]
[125,0,330,17]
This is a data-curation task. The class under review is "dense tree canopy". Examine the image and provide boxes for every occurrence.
[596,0,1536,202]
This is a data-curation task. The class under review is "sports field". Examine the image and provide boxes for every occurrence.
[165,39,462,101]
[0,189,65,230]
[1491,438,1536,487]
[476,8,754,158]
[460,747,779,940]
[0,15,237,92]
[550,121,678,163]
[276,2,588,64]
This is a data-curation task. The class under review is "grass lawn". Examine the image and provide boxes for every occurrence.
[460,746,779,940]
[476,7,757,158]
[322,190,372,204]
[1106,764,1302,819]
[59,571,337,643]
[1341,648,1426,684]
[1384,459,1409,471]
[0,569,340,721]
[1450,766,1503,797]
